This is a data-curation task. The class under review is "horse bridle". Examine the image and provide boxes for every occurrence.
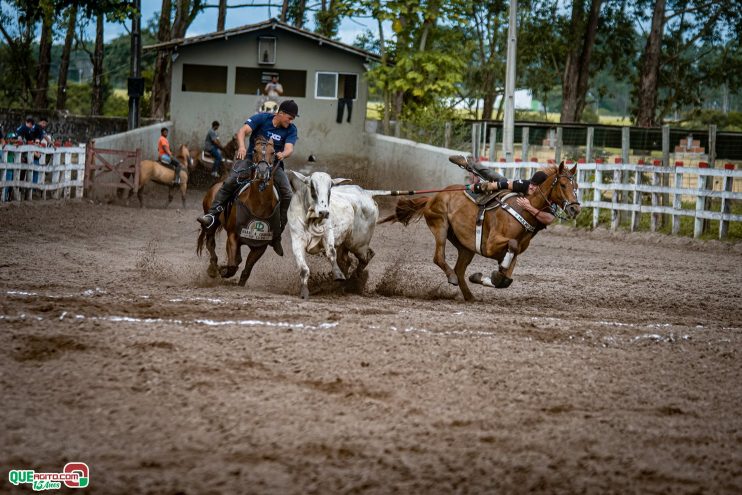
[536,170,580,220]
[252,138,275,192]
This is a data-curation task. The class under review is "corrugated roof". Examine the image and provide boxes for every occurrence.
[143,18,380,62]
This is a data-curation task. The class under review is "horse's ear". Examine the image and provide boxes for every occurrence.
[558,161,565,174]
[331,177,352,186]
[570,164,577,175]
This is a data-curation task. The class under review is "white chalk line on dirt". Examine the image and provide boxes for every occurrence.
[0,308,338,331]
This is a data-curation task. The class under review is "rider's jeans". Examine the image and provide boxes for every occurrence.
[210,145,223,173]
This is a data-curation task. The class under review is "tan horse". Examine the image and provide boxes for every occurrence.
[380,163,581,301]
[135,144,193,208]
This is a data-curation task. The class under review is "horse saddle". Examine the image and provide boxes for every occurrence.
[465,187,515,208]
[200,150,214,162]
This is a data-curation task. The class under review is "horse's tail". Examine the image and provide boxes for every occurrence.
[196,228,206,257]
[378,197,430,226]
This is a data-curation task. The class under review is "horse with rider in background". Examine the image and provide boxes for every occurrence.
[133,144,193,208]
[197,135,279,286]
[380,162,580,301]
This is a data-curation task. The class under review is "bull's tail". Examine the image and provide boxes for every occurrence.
[378,197,431,226]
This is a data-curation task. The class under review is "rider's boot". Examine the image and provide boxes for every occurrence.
[197,176,238,229]
[172,164,182,185]
[270,201,290,257]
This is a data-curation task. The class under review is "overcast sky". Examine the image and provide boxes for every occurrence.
[102,2,379,46]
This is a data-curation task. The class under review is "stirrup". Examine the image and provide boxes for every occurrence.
[198,213,216,229]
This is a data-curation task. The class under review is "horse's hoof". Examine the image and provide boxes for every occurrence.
[333,271,346,282]
[469,272,484,284]
[207,265,218,278]
[220,266,237,278]
[447,274,459,286]
[491,271,513,288]
[300,286,310,299]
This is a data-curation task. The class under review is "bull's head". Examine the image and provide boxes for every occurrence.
[291,171,351,221]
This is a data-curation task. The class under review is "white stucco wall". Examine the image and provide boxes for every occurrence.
[92,121,173,161]
[364,134,470,190]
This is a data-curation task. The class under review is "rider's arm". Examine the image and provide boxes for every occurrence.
[235,123,253,160]
[277,143,293,161]
[515,197,555,225]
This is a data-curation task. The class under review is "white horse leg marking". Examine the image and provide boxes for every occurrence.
[501,250,515,270]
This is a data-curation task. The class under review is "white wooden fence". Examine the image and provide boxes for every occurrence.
[480,160,741,240]
[0,145,86,202]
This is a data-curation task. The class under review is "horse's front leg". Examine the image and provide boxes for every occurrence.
[291,236,311,299]
[220,233,241,278]
[491,239,519,288]
[238,245,268,286]
[323,228,345,281]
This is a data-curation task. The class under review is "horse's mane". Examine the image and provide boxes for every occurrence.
[539,164,559,176]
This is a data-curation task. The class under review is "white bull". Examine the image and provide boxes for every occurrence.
[288,171,378,299]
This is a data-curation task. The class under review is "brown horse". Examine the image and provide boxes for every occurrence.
[191,135,239,179]
[380,163,581,301]
[134,144,193,208]
[196,136,277,286]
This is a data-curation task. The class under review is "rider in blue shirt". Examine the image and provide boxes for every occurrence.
[16,116,35,143]
[197,99,299,257]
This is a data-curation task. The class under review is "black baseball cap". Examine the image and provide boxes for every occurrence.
[278,99,299,118]
[531,171,548,185]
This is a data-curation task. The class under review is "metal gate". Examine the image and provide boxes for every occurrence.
[84,143,141,196]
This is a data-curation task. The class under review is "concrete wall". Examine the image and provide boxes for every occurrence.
[92,121,173,161]
[169,28,369,168]
[364,134,470,190]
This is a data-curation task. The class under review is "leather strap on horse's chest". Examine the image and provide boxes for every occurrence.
[475,206,486,255]
[500,202,536,233]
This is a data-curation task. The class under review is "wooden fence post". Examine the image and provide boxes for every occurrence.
[489,127,497,162]
[586,127,594,163]
[693,168,706,238]
[671,163,684,234]
[719,165,733,239]
[660,125,670,228]
[631,161,641,232]
[444,122,451,149]
[704,124,717,234]
[593,162,603,229]
[471,123,481,159]
[555,127,563,165]
[521,127,529,179]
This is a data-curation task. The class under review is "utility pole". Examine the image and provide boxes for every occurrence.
[128,0,143,130]
[503,0,517,162]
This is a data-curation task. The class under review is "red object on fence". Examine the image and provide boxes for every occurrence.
[675,160,684,167]
[638,159,645,164]
[578,158,586,163]
[54,139,62,147]
[515,158,522,162]
[547,159,556,164]
[565,160,574,164]
[63,140,73,147]
[698,162,709,168]
[614,157,622,164]
[724,163,735,170]
[499,158,506,162]
[531,157,539,162]
[479,156,487,162]
[653,159,662,166]
[596,158,604,164]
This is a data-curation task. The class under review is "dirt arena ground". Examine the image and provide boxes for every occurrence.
[1,184,741,494]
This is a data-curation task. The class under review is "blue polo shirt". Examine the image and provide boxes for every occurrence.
[244,112,298,158]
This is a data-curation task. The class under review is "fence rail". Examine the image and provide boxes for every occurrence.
[478,160,741,239]
[1,145,86,202]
